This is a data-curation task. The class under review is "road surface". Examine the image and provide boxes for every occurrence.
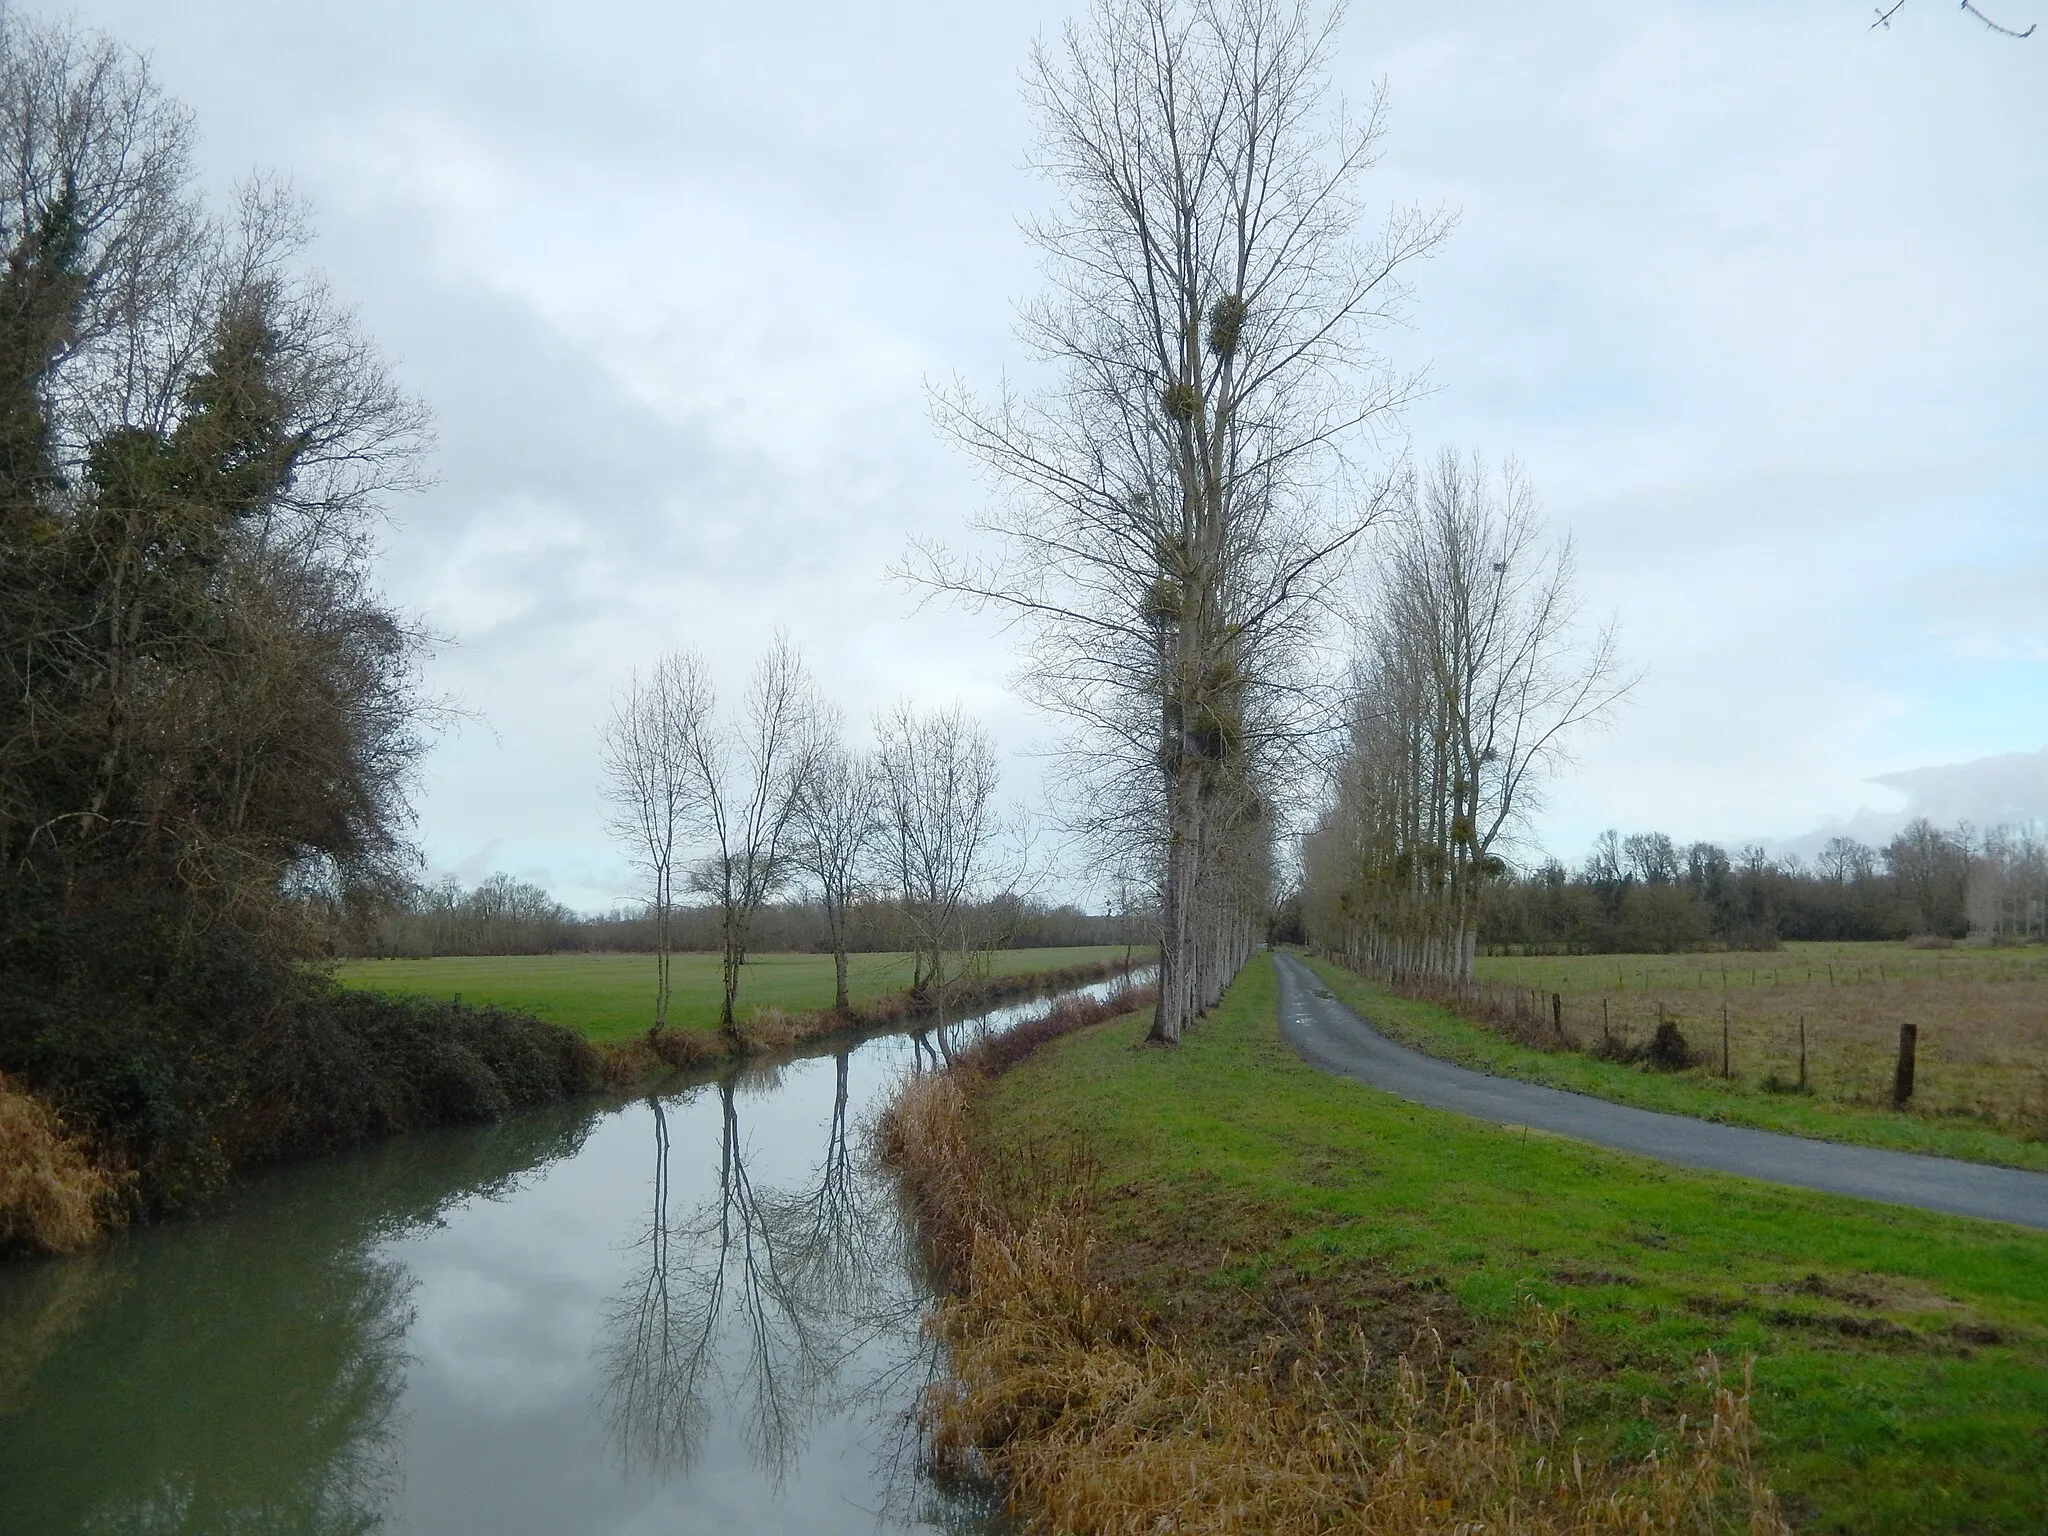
[1271,950,2048,1231]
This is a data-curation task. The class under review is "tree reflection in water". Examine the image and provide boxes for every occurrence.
[598,1046,954,1494]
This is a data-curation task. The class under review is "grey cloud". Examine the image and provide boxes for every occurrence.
[1872,747,2048,834]
[50,0,2048,909]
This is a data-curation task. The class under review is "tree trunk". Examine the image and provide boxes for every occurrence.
[654,881,672,1028]
[720,905,742,1034]
[1148,763,1199,1044]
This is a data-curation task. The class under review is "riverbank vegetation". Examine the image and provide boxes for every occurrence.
[890,955,2048,1533]
[335,946,1146,1042]
[885,959,1800,1533]
[1303,945,2048,1170]
[0,1072,112,1255]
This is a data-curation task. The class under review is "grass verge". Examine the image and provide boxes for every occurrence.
[884,970,1797,1533]
[1303,953,2048,1172]
[943,954,2048,1534]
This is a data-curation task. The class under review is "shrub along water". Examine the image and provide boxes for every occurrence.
[0,906,601,1231]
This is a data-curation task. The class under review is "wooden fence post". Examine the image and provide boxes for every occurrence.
[1892,1022,1917,1108]
[1798,1015,1807,1093]
[1552,991,1563,1042]
[1721,1001,1730,1078]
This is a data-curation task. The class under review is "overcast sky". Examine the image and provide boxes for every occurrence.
[56,0,2048,909]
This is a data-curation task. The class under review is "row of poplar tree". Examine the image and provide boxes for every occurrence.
[907,0,1632,1022]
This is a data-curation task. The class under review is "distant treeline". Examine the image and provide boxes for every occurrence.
[341,873,1142,959]
[1288,819,2046,956]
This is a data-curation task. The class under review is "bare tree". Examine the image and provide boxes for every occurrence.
[601,653,711,1029]
[597,1079,844,1483]
[1816,835,1877,885]
[1302,452,1630,977]
[789,721,881,1014]
[907,0,1449,1042]
[684,634,821,1035]
[1884,817,1971,937]
[1969,824,2048,940]
[872,702,1005,1010]
[1622,831,1680,886]
[1872,1,2035,38]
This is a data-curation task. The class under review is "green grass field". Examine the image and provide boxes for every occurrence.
[1320,944,2048,1170]
[1477,938,2048,992]
[981,954,2048,1533]
[332,946,1141,1043]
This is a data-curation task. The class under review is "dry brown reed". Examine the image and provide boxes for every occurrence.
[882,1001,1790,1536]
[0,1073,118,1256]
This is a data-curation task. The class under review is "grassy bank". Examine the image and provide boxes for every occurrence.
[1306,953,2048,1172]
[947,954,2048,1533]
[335,945,1145,1042]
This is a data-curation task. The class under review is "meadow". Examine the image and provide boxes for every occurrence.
[1323,941,2048,1165]
[332,946,1142,1043]
[1477,938,2048,992]
[973,955,2048,1533]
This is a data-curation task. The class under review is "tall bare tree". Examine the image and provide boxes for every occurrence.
[872,702,1005,1009]
[1302,451,1630,977]
[789,721,880,1014]
[601,653,711,1028]
[684,635,821,1035]
[908,0,1449,1041]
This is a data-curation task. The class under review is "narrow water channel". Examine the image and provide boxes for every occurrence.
[0,974,1146,1534]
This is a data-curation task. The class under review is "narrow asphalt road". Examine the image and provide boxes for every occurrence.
[1270,950,2048,1232]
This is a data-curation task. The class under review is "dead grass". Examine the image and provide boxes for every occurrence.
[881,1005,1790,1535]
[0,1073,118,1256]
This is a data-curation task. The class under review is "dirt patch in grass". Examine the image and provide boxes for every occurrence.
[1080,1175,1496,1377]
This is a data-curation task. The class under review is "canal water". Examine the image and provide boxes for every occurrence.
[0,975,1145,1535]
